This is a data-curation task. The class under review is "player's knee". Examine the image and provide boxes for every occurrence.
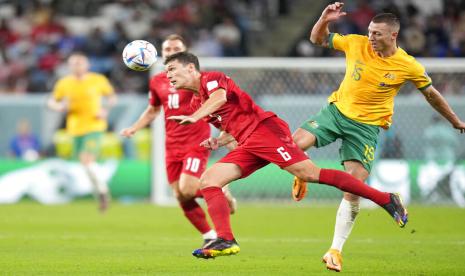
[286,160,320,182]
[304,172,320,183]
[174,189,193,203]
[292,128,315,150]
[172,189,183,202]
[178,185,196,200]
[172,184,188,202]
[349,170,369,182]
[345,162,370,181]
[294,167,320,183]
[199,172,225,189]
[199,173,213,189]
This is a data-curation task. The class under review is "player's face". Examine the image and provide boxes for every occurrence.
[368,22,397,52]
[68,55,89,76]
[165,59,193,89]
[161,39,186,59]
[17,119,31,135]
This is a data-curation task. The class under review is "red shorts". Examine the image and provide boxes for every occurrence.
[165,146,210,184]
[218,116,308,178]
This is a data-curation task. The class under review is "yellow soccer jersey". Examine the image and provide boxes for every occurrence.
[52,72,114,136]
[327,33,432,128]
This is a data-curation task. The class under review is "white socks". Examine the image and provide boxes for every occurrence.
[330,198,360,252]
[202,229,217,240]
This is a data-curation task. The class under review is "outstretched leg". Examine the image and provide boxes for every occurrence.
[285,159,408,227]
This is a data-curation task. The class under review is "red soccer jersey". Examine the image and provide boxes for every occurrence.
[149,72,210,152]
[193,71,275,144]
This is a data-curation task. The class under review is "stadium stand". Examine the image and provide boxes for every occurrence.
[291,0,465,59]
[0,0,294,94]
[1,0,464,95]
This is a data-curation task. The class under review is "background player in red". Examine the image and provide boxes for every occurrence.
[166,52,408,259]
[120,35,236,247]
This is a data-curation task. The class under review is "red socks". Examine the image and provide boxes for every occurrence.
[196,170,389,241]
[180,199,212,234]
[201,186,234,240]
[319,168,390,206]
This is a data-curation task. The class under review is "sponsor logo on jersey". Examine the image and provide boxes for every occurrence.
[383,73,396,80]
[378,81,393,89]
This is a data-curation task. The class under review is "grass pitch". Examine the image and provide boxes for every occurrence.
[1,201,464,275]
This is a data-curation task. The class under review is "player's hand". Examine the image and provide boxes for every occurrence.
[53,98,69,113]
[321,2,346,22]
[453,121,465,133]
[200,137,219,150]
[168,115,197,125]
[224,139,238,151]
[96,108,109,119]
[120,127,137,138]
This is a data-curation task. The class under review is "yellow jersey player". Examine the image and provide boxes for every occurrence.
[292,2,465,272]
[48,52,117,213]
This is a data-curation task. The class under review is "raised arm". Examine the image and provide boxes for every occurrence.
[421,85,465,133]
[120,105,161,138]
[191,89,227,121]
[310,2,346,46]
[168,89,227,125]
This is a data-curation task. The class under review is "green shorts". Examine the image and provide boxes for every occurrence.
[300,104,380,172]
[72,132,103,159]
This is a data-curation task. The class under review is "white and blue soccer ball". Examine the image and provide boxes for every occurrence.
[122,40,157,71]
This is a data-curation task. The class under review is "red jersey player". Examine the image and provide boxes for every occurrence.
[120,35,236,247]
[165,52,408,259]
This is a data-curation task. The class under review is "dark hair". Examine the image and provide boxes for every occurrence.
[164,34,187,47]
[372,13,400,30]
[164,51,200,71]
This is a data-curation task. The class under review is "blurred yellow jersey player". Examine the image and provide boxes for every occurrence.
[53,71,114,136]
[292,2,465,272]
[48,52,117,213]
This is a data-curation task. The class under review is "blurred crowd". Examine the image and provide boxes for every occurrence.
[293,0,465,58]
[0,0,283,94]
[1,0,465,96]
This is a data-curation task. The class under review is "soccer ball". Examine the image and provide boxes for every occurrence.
[122,40,157,71]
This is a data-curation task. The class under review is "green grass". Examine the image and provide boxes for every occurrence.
[1,201,465,275]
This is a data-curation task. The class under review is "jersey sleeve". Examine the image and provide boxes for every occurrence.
[328,33,351,52]
[409,60,432,90]
[204,72,228,95]
[148,76,161,106]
